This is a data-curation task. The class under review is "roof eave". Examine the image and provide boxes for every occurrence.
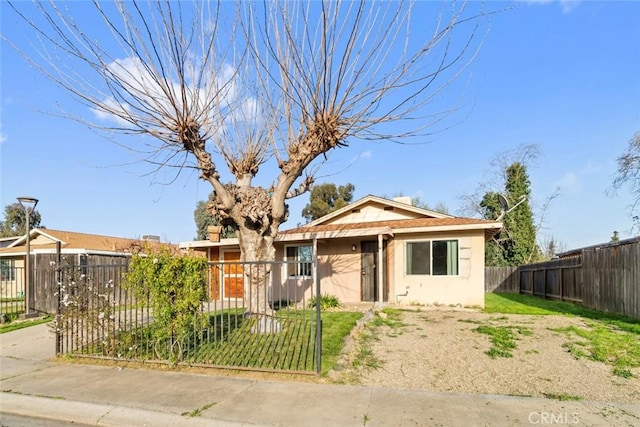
[277,227,394,241]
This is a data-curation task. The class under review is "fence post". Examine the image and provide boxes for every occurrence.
[313,237,322,374]
[55,242,62,355]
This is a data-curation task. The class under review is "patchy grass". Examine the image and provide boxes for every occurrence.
[487,293,640,377]
[371,308,406,329]
[474,324,533,358]
[551,320,640,377]
[182,402,216,417]
[350,309,410,371]
[0,316,52,334]
[351,331,382,370]
[458,319,482,325]
[613,367,635,379]
[543,392,583,401]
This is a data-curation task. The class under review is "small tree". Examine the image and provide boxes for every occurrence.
[301,183,355,222]
[0,203,42,237]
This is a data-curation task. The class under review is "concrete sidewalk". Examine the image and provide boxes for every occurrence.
[1,323,639,426]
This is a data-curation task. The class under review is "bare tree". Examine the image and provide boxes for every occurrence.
[458,144,559,265]
[458,144,541,218]
[612,132,640,231]
[4,0,488,313]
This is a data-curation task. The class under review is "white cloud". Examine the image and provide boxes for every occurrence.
[559,0,580,14]
[519,0,581,14]
[0,111,5,143]
[92,56,239,138]
[554,172,581,193]
[359,150,372,160]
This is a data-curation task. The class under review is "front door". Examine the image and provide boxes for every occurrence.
[222,251,244,299]
[361,241,378,302]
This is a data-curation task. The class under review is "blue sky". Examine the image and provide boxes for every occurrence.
[1,0,639,250]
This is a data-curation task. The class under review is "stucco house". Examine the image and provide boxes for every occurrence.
[181,195,502,308]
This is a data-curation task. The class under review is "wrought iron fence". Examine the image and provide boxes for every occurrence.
[55,260,322,374]
[0,265,25,321]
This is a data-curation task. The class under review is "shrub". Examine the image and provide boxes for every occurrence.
[125,248,208,361]
[308,293,341,310]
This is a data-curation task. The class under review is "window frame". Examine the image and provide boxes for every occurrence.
[0,259,16,281]
[405,239,460,276]
[285,244,313,278]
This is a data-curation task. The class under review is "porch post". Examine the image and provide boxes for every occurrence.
[312,236,319,300]
[377,234,384,305]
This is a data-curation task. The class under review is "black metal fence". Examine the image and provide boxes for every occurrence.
[54,260,322,374]
[0,265,25,321]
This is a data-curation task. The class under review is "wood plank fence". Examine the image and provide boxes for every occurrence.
[485,237,640,319]
[32,253,131,314]
[485,267,518,292]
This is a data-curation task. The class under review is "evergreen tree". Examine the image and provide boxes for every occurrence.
[0,203,42,237]
[301,183,355,222]
[482,163,539,266]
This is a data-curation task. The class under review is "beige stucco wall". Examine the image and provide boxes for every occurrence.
[389,230,485,308]
[329,203,423,224]
[274,239,363,303]
[243,228,487,308]
[0,257,25,298]
[317,239,362,302]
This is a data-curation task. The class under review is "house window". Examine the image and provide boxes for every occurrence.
[405,240,458,276]
[286,245,312,278]
[0,259,15,281]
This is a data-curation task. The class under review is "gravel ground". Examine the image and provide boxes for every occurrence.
[330,308,640,404]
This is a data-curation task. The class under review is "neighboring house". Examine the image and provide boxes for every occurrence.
[181,195,502,308]
[0,228,171,313]
[0,236,20,248]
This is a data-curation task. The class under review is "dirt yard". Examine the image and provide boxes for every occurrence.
[329,308,640,404]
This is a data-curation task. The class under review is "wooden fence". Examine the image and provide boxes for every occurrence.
[518,255,583,303]
[32,252,131,314]
[485,267,518,292]
[579,239,639,319]
[486,238,640,319]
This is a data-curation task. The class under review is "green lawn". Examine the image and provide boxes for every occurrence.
[485,293,640,334]
[320,311,364,375]
[0,315,52,334]
[71,308,363,375]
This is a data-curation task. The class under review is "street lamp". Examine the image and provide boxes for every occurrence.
[17,196,38,318]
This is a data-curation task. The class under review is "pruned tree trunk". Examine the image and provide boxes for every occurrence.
[236,226,276,317]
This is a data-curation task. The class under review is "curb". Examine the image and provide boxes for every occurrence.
[0,392,244,427]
